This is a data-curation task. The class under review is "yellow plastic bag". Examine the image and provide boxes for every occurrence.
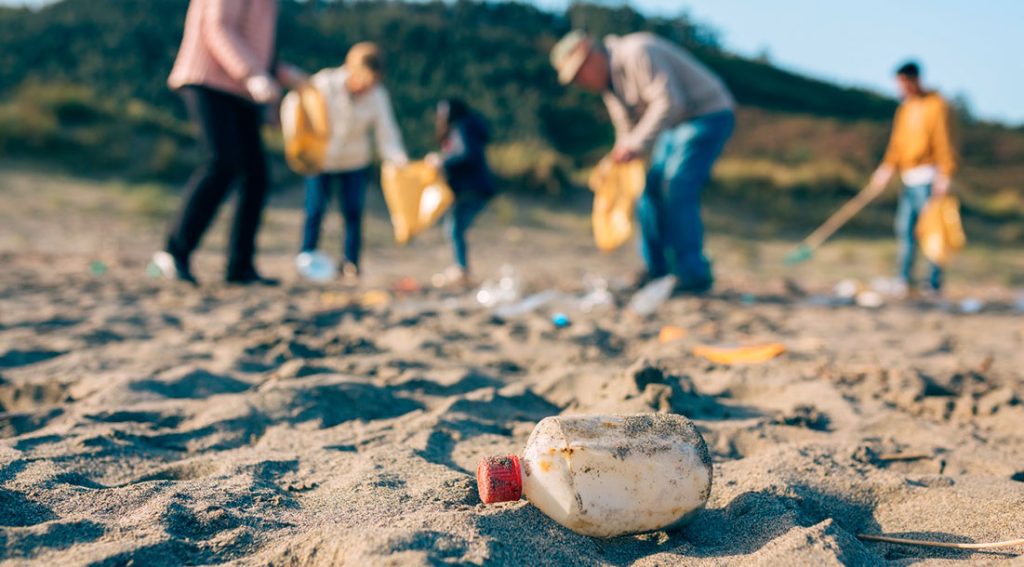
[380,161,455,245]
[915,195,966,265]
[588,158,646,252]
[692,343,786,365]
[281,85,331,175]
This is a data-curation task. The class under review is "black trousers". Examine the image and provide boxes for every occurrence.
[166,86,268,276]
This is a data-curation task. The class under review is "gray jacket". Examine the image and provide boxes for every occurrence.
[602,33,734,155]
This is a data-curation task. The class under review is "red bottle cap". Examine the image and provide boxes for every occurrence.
[477,455,523,504]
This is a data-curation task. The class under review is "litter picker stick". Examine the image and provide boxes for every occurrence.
[785,183,887,265]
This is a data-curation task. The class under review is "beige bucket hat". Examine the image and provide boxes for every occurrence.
[550,30,593,85]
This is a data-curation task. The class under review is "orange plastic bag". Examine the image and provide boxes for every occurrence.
[692,343,786,365]
[281,85,331,175]
[588,158,646,252]
[915,196,966,265]
[380,161,455,245]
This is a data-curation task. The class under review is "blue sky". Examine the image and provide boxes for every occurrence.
[539,0,1024,125]
[5,0,1022,124]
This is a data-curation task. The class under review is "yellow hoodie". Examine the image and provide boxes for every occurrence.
[882,92,958,177]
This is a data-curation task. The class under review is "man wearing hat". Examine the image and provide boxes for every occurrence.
[551,30,735,293]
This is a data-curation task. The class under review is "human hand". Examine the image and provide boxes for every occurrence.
[932,174,951,197]
[868,165,894,192]
[611,145,637,164]
[424,152,442,169]
[245,74,282,104]
[277,64,309,89]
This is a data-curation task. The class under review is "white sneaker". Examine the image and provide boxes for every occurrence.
[151,251,177,279]
[432,266,470,289]
[150,251,198,285]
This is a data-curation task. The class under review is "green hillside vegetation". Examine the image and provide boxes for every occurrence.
[0,0,1020,242]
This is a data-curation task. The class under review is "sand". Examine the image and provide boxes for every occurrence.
[2,168,1023,566]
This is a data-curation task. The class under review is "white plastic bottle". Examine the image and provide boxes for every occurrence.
[295,251,337,282]
[627,275,677,316]
[477,413,713,538]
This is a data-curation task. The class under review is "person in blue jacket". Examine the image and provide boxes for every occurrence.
[428,98,497,287]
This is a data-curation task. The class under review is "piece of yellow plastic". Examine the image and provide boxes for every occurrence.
[588,158,646,252]
[361,290,392,308]
[282,85,331,176]
[692,343,786,365]
[319,291,352,308]
[915,195,966,266]
[659,326,688,343]
[381,161,455,245]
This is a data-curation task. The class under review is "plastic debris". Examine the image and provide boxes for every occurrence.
[296,251,337,283]
[740,293,757,306]
[360,290,391,308]
[692,343,786,365]
[551,313,571,328]
[145,262,162,278]
[960,298,984,314]
[870,277,908,299]
[576,275,615,313]
[834,279,860,300]
[476,265,521,307]
[855,290,885,309]
[392,276,421,294]
[659,326,687,343]
[319,291,352,308]
[477,414,712,538]
[627,275,677,317]
[90,260,108,276]
[493,289,564,321]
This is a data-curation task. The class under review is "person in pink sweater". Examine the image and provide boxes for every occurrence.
[153,0,304,286]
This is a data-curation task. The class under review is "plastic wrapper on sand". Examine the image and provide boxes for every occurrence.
[915,195,966,266]
[381,161,455,245]
[693,343,786,365]
[588,158,646,252]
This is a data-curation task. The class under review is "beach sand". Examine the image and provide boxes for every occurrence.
[2,169,1023,565]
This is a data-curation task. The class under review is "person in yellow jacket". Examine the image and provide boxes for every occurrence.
[867,61,957,294]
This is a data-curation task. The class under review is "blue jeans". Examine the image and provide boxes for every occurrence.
[301,168,370,265]
[896,183,942,290]
[637,110,734,288]
[446,196,491,269]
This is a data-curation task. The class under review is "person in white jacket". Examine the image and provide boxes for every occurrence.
[300,42,408,279]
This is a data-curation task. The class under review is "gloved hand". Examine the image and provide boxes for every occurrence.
[245,74,282,104]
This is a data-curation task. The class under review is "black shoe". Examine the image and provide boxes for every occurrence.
[152,251,198,286]
[226,268,280,287]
